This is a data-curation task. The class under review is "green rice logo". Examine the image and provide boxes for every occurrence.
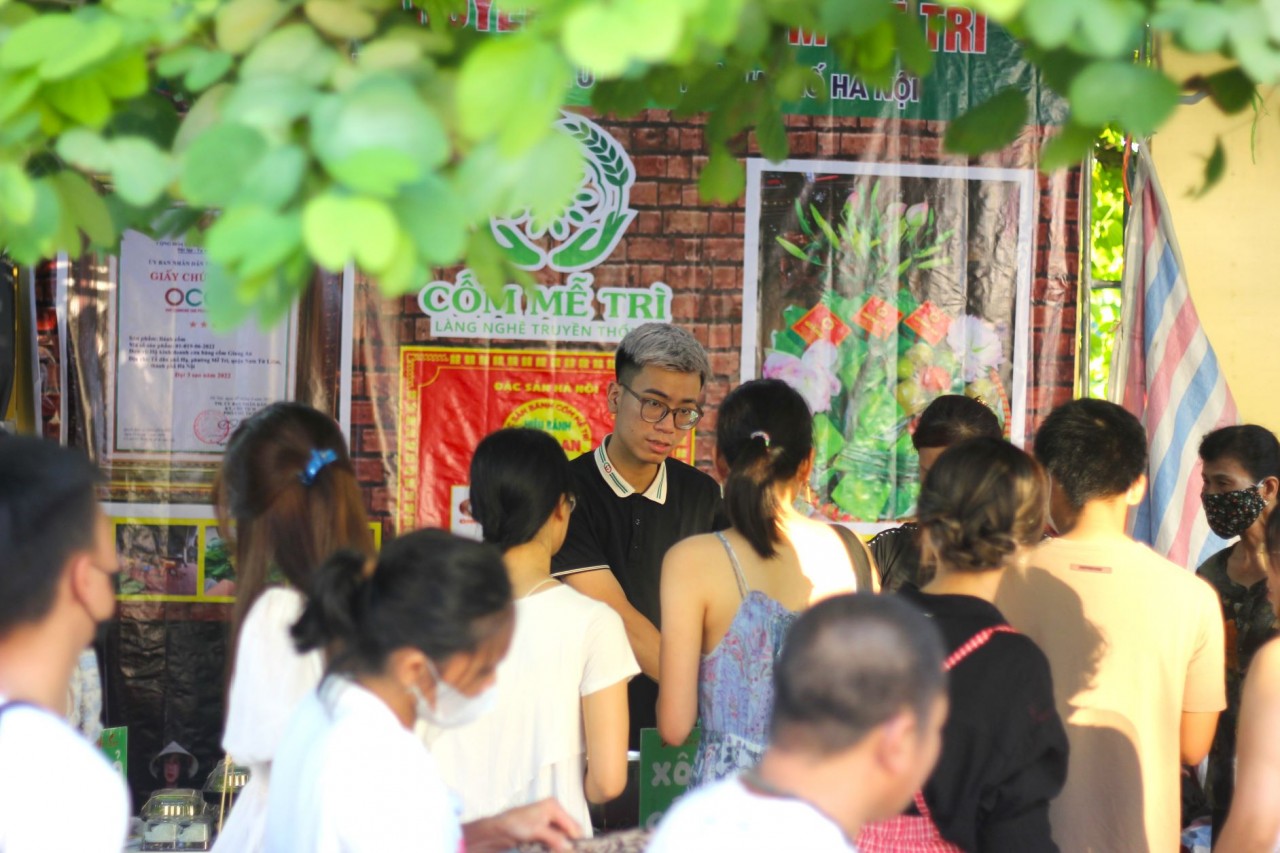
[491,111,638,273]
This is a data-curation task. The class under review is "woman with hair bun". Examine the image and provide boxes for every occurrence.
[264,529,581,852]
[657,378,872,787]
[212,402,374,852]
[858,437,1067,853]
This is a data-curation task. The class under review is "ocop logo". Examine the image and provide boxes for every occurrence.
[418,111,671,344]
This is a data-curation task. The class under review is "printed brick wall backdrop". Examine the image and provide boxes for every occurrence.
[349,109,1080,534]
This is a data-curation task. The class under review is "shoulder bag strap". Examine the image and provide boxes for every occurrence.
[830,523,876,593]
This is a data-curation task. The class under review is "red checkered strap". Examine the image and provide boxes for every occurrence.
[855,624,1018,853]
[943,624,1016,671]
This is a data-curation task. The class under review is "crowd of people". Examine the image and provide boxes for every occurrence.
[0,320,1277,852]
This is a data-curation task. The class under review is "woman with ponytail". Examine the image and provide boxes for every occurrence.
[657,379,872,787]
[426,428,638,835]
[212,403,373,853]
[857,437,1067,852]
[263,530,581,852]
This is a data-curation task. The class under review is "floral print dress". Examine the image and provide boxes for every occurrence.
[691,532,799,787]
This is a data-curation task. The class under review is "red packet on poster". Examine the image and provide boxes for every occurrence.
[854,295,901,340]
[904,300,952,345]
[791,303,852,347]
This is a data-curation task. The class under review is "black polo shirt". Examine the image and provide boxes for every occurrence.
[552,438,725,741]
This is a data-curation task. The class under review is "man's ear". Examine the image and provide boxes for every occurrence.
[871,708,916,777]
[1125,472,1148,507]
[606,381,620,414]
[66,551,111,623]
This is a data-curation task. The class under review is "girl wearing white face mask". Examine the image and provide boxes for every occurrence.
[263,529,582,853]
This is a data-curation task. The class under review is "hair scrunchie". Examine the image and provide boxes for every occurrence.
[300,448,338,486]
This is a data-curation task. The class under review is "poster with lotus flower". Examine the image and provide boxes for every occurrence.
[742,161,1035,527]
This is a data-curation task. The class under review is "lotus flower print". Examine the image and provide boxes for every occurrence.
[947,314,1004,382]
[763,340,842,414]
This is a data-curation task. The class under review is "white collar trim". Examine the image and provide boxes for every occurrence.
[594,437,668,504]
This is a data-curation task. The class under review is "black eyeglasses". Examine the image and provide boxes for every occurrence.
[618,384,703,430]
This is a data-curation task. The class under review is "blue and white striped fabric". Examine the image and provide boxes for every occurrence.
[1108,147,1239,570]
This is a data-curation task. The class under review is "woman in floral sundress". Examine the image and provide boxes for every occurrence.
[657,379,872,787]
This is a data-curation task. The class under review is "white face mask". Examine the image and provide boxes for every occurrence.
[412,659,497,729]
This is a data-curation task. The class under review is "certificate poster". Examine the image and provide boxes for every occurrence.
[110,230,296,460]
[398,346,696,534]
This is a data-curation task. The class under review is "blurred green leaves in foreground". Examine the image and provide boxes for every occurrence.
[1,0,1277,326]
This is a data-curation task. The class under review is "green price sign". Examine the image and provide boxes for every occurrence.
[638,727,700,831]
[99,726,127,782]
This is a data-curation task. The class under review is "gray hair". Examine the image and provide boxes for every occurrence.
[615,323,710,387]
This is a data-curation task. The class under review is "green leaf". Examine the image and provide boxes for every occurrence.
[821,0,888,38]
[0,73,37,121]
[562,0,685,78]
[45,76,112,127]
[395,174,468,266]
[698,145,744,203]
[180,123,269,206]
[205,205,302,278]
[1230,9,1280,85]
[39,17,122,81]
[327,149,422,197]
[512,131,584,231]
[222,76,319,136]
[0,14,83,72]
[97,52,149,99]
[856,18,896,74]
[305,0,377,39]
[173,84,231,153]
[1077,0,1144,59]
[156,46,206,78]
[56,128,113,172]
[1040,121,1099,170]
[457,37,572,155]
[1203,67,1256,114]
[184,50,233,92]
[967,0,1027,23]
[109,136,174,206]
[1023,0,1078,49]
[215,0,290,55]
[237,144,307,209]
[302,193,400,271]
[4,179,60,263]
[311,75,447,181]
[1068,61,1179,137]
[1191,137,1226,198]
[944,86,1028,154]
[50,170,115,247]
[1168,3,1231,53]
[755,107,789,162]
[0,162,36,225]
[202,260,255,331]
[241,22,338,86]
[889,5,934,78]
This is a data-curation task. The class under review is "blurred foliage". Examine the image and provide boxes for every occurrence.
[1088,128,1125,398]
[0,0,1278,326]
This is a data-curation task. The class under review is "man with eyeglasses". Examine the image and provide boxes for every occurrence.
[0,436,129,851]
[552,323,726,759]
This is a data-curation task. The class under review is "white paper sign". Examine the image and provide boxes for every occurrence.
[111,230,295,458]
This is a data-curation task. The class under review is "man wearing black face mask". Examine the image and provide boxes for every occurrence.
[0,437,129,851]
[1194,424,1280,840]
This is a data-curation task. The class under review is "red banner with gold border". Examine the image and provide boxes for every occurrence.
[398,346,696,534]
